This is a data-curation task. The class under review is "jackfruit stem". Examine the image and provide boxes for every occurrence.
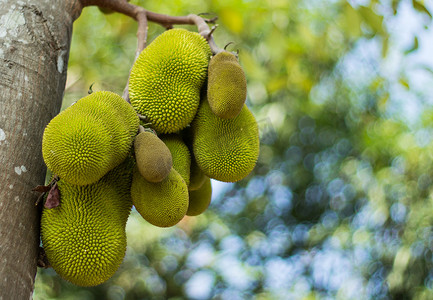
[37,247,51,269]
[138,125,156,136]
[187,14,223,55]
[138,114,149,122]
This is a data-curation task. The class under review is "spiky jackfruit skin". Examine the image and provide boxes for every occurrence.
[187,177,212,216]
[131,167,188,227]
[192,100,259,182]
[161,135,191,186]
[207,51,247,119]
[41,157,134,287]
[129,28,212,134]
[42,91,139,186]
[134,131,172,182]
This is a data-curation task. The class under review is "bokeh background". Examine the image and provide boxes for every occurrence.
[34,0,433,299]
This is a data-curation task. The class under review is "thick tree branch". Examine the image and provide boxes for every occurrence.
[0,1,82,299]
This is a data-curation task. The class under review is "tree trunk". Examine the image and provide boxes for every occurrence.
[0,1,82,299]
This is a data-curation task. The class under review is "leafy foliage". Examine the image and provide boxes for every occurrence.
[34,0,433,299]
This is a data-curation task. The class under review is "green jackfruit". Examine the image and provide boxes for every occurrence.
[192,100,259,182]
[179,126,206,190]
[131,167,188,227]
[134,131,172,182]
[207,51,247,119]
[40,157,134,287]
[186,177,212,216]
[42,91,139,186]
[161,135,191,186]
[188,154,207,191]
[129,28,211,134]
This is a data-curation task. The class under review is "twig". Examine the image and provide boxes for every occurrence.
[187,14,222,54]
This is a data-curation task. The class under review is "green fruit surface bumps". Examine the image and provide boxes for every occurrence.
[41,158,134,287]
[162,135,191,186]
[192,100,259,182]
[207,51,247,119]
[42,91,139,186]
[129,28,211,134]
[187,177,212,216]
[131,167,189,227]
[134,131,172,182]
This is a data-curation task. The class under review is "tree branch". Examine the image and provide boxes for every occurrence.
[81,0,224,102]
[80,0,222,54]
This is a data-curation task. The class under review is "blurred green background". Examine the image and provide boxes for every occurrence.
[34,0,433,299]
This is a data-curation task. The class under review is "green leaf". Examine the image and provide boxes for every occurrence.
[343,3,363,38]
[399,77,410,89]
[357,5,385,35]
[412,0,432,20]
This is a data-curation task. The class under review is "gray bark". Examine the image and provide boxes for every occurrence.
[0,1,82,299]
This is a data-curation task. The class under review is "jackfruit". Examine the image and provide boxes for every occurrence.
[40,157,134,287]
[188,155,207,191]
[179,126,206,190]
[134,131,172,182]
[131,167,188,227]
[161,135,191,186]
[186,177,212,216]
[192,100,259,182]
[207,51,247,119]
[129,28,211,134]
[42,91,139,186]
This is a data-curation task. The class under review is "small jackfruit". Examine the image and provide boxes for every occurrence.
[179,126,206,190]
[188,154,207,191]
[161,135,191,186]
[129,28,211,134]
[192,100,259,182]
[134,131,172,182]
[186,177,212,216]
[40,157,134,287]
[207,51,247,119]
[42,91,139,186]
[131,167,188,227]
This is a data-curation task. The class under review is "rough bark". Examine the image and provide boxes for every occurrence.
[0,1,82,299]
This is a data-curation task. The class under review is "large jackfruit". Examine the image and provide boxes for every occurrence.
[40,157,134,287]
[187,177,212,216]
[129,28,211,134]
[134,131,172,182]
[192,100,259,182]
[131,167,188,227]
[207,51,247,119]
[161,135,191,186]
[42,91,139,186]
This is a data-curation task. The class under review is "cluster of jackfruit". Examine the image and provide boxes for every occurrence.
[41,91,139,286]
[39,27,259,287]
[129,28,259,224]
